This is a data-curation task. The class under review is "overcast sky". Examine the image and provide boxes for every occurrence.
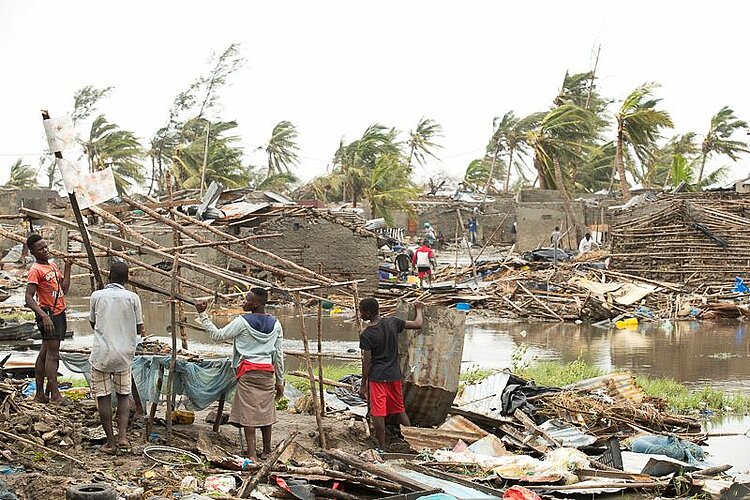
[1,0,749,187]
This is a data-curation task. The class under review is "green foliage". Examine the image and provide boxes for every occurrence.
[257,172,299,193]
[698,106,750,182]
[463,158,504,190]
[286,363,360,393]
[82,115,146,194]
[407,117,443,167]
[519,359,750,414]
[71,85,113,124]
[4,159,38,188]
[266,120,300,177]
[460,366,495,387]
[364,154,419,225]
[617,83,674,165]
[170,119,250,189]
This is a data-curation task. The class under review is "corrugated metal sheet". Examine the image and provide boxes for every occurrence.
[397,304,465,427]
[218,202,269,221]
[401,426,487,452]
[439,415,488,436]
[538,419,597,448]
[563,373,645,403]
[452,372,512,420]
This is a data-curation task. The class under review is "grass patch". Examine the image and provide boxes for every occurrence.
[285,363,360,392]
[518,359,750,415]
[59,376,88,388]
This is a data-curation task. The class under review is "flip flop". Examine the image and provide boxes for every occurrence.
[117,445,132,454]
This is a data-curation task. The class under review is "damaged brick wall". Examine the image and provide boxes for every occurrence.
[245,215,379,294]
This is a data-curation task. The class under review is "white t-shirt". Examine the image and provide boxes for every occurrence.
[579,237,593,254]
[89,283,143,372]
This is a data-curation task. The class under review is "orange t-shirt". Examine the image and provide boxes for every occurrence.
[27,262,66,315]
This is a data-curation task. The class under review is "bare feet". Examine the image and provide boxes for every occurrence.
[100,443,116,455]
[117,438,131,453]
[49,396,72,406]
[33,394,48,404]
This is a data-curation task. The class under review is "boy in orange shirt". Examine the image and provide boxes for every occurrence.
[25,234,72,404]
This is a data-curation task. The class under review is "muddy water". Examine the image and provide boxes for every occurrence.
[5,300,750,394]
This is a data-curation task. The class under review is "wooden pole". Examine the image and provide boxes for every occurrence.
[40,110,103,290]
[317,265,325,417]
[167,172,188,351]
[294,292,326,449]
[238,430,299,498]
[453,220,460,286]
[0,429,84,466]
[145,365,164,441]
[121,195,329,286]
[165,253,179,441]
[456,209,478,283]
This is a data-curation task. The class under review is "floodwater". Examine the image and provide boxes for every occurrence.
[3,299,750,472]
[5,300,750,394]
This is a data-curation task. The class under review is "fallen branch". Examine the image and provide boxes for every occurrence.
[0,429,85,466]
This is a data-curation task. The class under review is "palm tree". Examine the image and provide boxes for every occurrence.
[614,83,673,201]
[697,106,749,183]
[265,121,300,178]
[406,117,442,168]
[81,115,145,194]
[333,124,401,206]
[171,119,250,189]
[486,111,538,192]
[464,158,504,191]
[526,105,598,239]
[4,159,38,188]
[257,172,298,193]
[364,154,419,225]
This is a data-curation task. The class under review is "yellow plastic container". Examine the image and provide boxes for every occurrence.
[407,276,420,285]
[172,410,195,425]
[615,317,638,329]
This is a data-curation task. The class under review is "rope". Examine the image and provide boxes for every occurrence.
[143,445,202,466]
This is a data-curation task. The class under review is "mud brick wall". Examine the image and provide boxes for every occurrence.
[246,216,379,294]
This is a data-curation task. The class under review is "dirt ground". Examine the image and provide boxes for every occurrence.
[0,399,381,499]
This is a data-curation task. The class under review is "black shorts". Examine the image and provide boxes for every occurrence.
[417,266,431,274]
[36,310,67,341]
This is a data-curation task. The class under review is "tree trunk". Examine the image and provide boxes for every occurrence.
[535,156,549,189]
[697,153,707,184]
[504,146,515,191]
[553,157,585,242]
[615,122,631,201]
[267,151,273,179]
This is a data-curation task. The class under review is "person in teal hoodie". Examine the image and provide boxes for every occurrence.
[195,288,284,460]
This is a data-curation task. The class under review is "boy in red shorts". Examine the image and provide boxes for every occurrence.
[358,298,424,450]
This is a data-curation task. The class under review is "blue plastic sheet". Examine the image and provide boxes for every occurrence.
[630,434,705,465]
[61,353,236,410]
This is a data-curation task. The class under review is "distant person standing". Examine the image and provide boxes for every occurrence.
[578,233,599,254]
[468,217,478,245]
[394,248,413,281]
[358,298,424,451]
[423,223,437,247]
[24,234,72,405]
[89,261,144,454]
[550,226,562,247]
[412,240,436,288]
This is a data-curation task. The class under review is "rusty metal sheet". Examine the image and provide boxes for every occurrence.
[218,201,269,221]
[438,415,488,437]
[563,373,645,403]
[401,426,487,452]
[397,304,465,427]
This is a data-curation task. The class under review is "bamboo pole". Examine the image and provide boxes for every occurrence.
[453,220,459,287]
[122,196,328,286]
[41,109,103,290]
[294,292,326,449]
[0,429,84,466]
[165,254,179,441]
[167,172,188,351]
[159,233,282,252]
[317,265,325,417]
[455,209,478,283]
[238,431,299,498]
[144,196,337,285]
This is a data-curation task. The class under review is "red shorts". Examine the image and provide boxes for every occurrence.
[369,380,406,417]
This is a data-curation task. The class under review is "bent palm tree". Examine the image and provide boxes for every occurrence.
[82,115,145,194]
[4,159,38,188]
[527,105,598,239]
[364,154,419,225]
[615,83,673,200]
[697,106,749,183]
[406,117,442,168]
[265,121,300,178]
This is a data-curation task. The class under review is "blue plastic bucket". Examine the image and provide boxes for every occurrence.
[455,302,471,311]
